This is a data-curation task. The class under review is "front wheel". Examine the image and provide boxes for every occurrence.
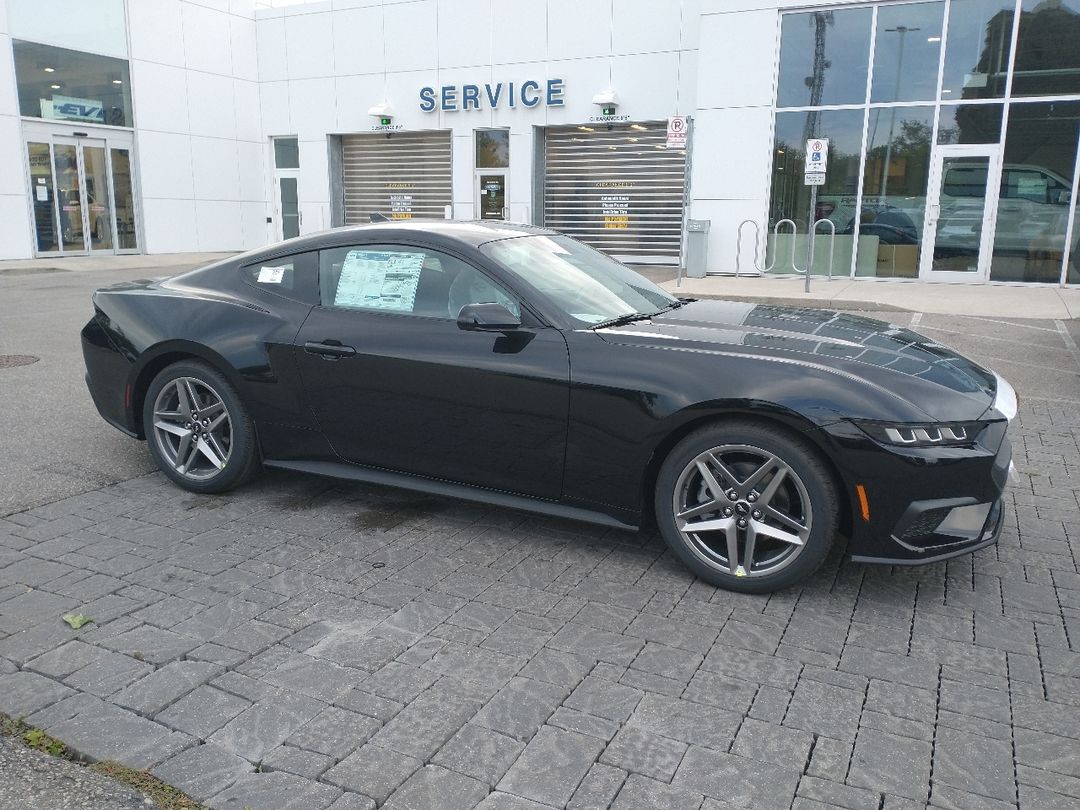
[655,420,838,594]
[143,360,258,494]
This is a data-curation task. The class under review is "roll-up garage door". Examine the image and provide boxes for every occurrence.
[543,122,687,264]
[341,131,452,224]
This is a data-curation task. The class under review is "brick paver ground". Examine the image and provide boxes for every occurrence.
[1,311,1079,809]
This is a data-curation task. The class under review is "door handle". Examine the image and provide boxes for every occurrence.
[304,340,356,359]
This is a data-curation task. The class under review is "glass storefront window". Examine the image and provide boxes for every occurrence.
[274,138,300,170]
[13,40,132,128]
[989,101,1080,283]
[936,103,1004,144]
[110,148,137,250]
[53,144,83,252]
[856,106,935,276]
[1013,0,1080,97]
[871,2,945,103]
[768,109,864,275]
[83,146,113,250]
[776,9,873,108]
[27,142,58,253]
[475,130,510,168]
[941,0,1013,100]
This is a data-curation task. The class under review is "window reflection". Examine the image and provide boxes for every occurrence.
[989,101,1080,283]
[936,103,1004,144]
[941,0,1014,100]
[768,109,864,275]
[1013,0,1080,97]
[871,2,945,103]
[475,130,510,169]
[776,9,873,108]
[856,107,935,276]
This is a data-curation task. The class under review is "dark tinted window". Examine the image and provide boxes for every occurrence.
[241,251,318,304]
[13,40,132,127]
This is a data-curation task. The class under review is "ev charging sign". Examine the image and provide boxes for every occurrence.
[804,138,828,185]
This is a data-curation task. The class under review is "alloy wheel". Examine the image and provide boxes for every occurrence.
[672,443,813,578]
[151,376,232,480]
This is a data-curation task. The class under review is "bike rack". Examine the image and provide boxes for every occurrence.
[811,218,836,281]
[735,220,762,278]
[773,219,802,275]
[735,219,803,276]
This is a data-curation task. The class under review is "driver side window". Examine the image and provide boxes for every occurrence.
[318,244,519,319]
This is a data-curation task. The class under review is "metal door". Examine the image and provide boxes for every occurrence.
[919,145,1001,281]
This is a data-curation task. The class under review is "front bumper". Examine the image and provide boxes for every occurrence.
[820,418,1011,564]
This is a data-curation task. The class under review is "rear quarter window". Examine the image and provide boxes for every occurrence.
[241,251,318,304]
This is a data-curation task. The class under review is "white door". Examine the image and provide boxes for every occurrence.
[919,144,1000,281]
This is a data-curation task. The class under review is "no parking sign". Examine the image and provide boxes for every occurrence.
[804,138,829,185]
[666,116,688,148]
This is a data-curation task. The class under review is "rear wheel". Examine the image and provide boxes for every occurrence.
[655,420,838,593]
[143,360,258,493]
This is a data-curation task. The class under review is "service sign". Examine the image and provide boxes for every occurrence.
[420,79,564,112]
[666,116,688,149]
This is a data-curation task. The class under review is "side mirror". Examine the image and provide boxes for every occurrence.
[456,303,521,332]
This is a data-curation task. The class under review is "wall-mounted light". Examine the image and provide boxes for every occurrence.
[368,100,395,123]
[43,66,54,73]
[591,87,618,116]
[112,79,123,85]
[50,83,61,90]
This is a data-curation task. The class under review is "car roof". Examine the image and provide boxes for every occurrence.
[239,220,557,264]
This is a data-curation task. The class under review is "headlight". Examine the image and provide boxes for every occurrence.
[992,370,1018,421]
[853,420,982,447]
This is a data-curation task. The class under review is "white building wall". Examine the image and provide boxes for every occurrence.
[690,1,783,273]
[0,0,815,263]
[128,0,266,254]
[257,0,701,235]
[0,0,34,260]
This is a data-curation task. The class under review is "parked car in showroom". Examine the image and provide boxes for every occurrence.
[82,221,1016,593]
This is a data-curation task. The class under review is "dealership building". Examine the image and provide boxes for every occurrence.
[1,0,1078,286]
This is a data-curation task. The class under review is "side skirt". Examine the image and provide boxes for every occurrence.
[262,458,639,532]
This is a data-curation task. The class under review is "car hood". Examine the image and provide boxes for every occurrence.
[595,300,999,421]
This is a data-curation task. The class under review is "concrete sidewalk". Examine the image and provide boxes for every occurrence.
[0,252,237,276]
[661,274,1080,319]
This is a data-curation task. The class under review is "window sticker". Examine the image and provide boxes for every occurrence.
[257,265,288,283]
[334,250,424,312]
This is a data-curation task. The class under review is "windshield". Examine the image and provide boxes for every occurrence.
[480,235,677,326]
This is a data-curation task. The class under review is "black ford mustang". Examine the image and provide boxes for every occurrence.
[82,222,1016,593]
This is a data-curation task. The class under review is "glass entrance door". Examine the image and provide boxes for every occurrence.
[477,173,507,220]
[919,145,1000,281]
[24,129,137,256]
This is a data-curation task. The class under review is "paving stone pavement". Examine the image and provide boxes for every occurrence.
[2,316,1080,809]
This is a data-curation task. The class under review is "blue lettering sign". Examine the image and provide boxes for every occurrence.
[520,80,540,107]
[440,85,458,111]
[420,79,566,112]
[462,84,480,110]
[546,78,565,106]
[419,86,436,112]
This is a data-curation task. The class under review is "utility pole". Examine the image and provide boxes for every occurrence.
[879,26,918,200]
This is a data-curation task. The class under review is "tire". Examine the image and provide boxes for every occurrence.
[142,360,259,494]
[655,420,838,594]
